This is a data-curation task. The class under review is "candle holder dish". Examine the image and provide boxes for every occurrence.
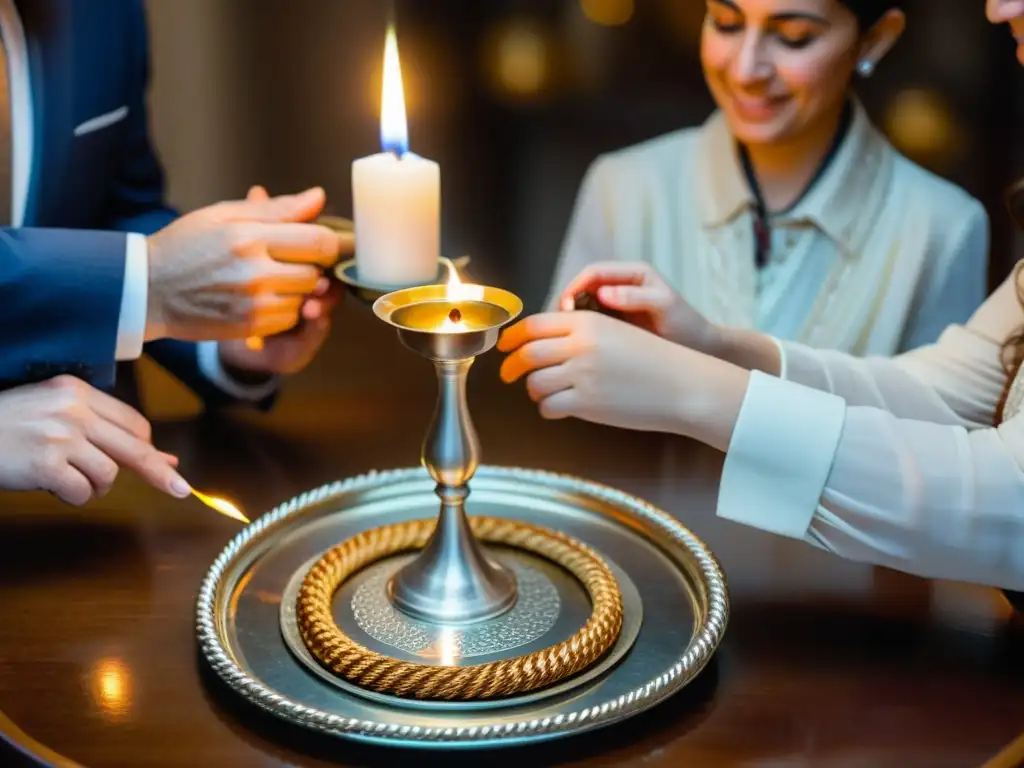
[334,255,471,304]
[195,279,729,750]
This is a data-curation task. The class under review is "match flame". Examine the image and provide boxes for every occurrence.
[380,25,408,156]
[192,490,250,524]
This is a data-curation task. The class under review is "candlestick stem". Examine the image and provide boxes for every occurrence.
[387,358,517,625]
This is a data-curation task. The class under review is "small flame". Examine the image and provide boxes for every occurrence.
[446,265,463,291]
[381,25,408,155]
[438,314,465,333]
[192,490,250,524]
[442,263,484,303]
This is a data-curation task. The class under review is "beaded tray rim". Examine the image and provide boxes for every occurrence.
[195,465,730,748]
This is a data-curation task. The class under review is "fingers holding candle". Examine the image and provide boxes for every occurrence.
[216,186,327,224]
[219,307,335,375]
[253,222,352,268]
[241,186,346,350]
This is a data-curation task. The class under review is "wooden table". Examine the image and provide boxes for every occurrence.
[2,300,1023,767]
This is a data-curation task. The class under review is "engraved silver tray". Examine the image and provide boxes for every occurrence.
[196,465,729,749]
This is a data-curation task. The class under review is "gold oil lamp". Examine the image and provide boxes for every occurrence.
[372,270,522,624]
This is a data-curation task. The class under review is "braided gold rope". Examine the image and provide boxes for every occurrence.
[296,516,623,700]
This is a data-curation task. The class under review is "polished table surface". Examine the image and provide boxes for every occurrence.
[2,299,1024,768]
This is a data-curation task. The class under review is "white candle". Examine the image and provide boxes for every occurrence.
[352,26,440,286]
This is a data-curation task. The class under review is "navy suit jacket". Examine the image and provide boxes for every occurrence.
[0,0,245,407]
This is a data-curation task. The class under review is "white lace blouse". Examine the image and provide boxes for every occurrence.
[718,265,1024,591]
[548,101,989,355]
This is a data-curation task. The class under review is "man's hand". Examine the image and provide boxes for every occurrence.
[0,376,190,505]
[218,279,342,376]
[215,185,343,377]
[145,187,354,342]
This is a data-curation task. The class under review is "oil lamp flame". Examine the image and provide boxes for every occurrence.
[192,490,250,524]
[381,25,408,156]
[436,268,469,332]
[442,264,484,305]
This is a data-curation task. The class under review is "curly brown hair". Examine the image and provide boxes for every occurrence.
[994,180,1024,424]
[995,268,1024,424]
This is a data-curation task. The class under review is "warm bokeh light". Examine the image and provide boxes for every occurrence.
[884,88,957,157]
[485,21,549,98]
[381,25,408,154]
[90,657,133,721]
[580,0,635,27]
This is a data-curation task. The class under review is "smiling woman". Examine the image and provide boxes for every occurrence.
[546,0,989,358]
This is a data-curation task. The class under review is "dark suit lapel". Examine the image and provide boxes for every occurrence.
[17,0,75,227]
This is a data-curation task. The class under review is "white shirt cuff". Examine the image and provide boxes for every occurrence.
[768,336,787,380]
[115,233,148,361]
[717,370,847,539]
[196,341,282,401]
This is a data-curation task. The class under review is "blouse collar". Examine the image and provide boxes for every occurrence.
[696,99,892,255]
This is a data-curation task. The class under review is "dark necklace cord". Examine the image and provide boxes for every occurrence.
[737,100,854,270]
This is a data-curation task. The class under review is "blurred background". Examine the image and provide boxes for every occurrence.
[144,0,1023,316]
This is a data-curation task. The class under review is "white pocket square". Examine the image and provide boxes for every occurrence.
[74,105,129,137]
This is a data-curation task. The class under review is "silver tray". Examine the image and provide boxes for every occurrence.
[196,465,729,749]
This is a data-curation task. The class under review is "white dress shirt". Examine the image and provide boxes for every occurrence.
[718,263,1024,591]
[548,101,988,355]
[0,1,272,399]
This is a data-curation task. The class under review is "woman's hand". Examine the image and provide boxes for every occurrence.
[557,262,720,354]
[498,310,694,433]
[558,261,782,377]
[499,309,750,450]
[217,278,341,376]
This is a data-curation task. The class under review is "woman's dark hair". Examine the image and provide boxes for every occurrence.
[841,1,897,29]
[995,180,1024,423]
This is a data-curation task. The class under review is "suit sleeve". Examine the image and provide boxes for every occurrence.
[0,228,126,389]
[100,1,177,236]
[103,1,276,411]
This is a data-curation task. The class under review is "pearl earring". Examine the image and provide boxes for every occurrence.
[857,59,875,78]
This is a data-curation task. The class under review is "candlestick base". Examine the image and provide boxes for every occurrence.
[386,484,518,625]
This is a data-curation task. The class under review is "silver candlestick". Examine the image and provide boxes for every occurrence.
[373,282,523,624]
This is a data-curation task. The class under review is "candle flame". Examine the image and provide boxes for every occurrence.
[192,490,250,524]
[381,25,408,156]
